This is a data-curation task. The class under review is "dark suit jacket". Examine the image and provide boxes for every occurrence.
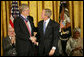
[37,19,60,56]
[14,15,36,56]
[2,36,17,56]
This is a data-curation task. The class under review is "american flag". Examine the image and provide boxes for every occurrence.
[59,1,67,32]
[9,1,19,28]
[59,1,66,22]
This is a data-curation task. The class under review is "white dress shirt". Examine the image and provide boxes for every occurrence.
[43,18,50,29]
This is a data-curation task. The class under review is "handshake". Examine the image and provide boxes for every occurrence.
[30,36,38,46]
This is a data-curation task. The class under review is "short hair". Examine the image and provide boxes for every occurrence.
[19,4,29,13]
[44,9,52,18]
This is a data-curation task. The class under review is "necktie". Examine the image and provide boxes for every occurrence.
[43,22,46,34]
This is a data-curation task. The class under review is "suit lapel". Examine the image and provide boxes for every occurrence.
[20,16,30,35]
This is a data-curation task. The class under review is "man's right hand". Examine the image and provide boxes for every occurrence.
[30,36,37,43]
[34,42,38,46]
[30,36,38,46]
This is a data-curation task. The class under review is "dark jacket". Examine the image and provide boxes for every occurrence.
[2,36,17,56]
[37,19,60,56]
[14,15,36,56]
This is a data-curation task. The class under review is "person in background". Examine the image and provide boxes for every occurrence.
[66,28,83,56]
[58,6,71,56]
[2,27,17,56]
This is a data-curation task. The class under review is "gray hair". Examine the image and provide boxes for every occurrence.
[44,9,52,18]
[19,4,29,13]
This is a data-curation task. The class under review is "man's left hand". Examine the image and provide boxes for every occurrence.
[49,49,55,56]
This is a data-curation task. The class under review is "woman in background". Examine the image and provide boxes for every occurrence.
[66,28,83,56]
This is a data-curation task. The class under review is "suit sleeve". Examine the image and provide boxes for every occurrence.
[14,18,30,41]
[31,16,37,32]
[29,16,37,32]
[35,22,41,42]
[52,23,60,49]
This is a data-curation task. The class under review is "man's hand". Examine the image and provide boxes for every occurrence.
[34,42,38,46]
[30,36,37,43]
[49,49,55,56]
[11,37,16,44]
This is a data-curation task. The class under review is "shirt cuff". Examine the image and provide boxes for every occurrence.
[37,42,39,46]
[52,46,56,50]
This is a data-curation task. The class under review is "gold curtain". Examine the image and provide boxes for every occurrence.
[68,1,83,37]
[1,1,83,56]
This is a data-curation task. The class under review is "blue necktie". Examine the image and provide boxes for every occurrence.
[43,22,46,34]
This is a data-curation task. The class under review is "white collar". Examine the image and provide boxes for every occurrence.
[44,18,50,23]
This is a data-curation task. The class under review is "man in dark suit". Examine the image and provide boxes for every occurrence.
[14,4,36,56]
[34,9,60,56]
